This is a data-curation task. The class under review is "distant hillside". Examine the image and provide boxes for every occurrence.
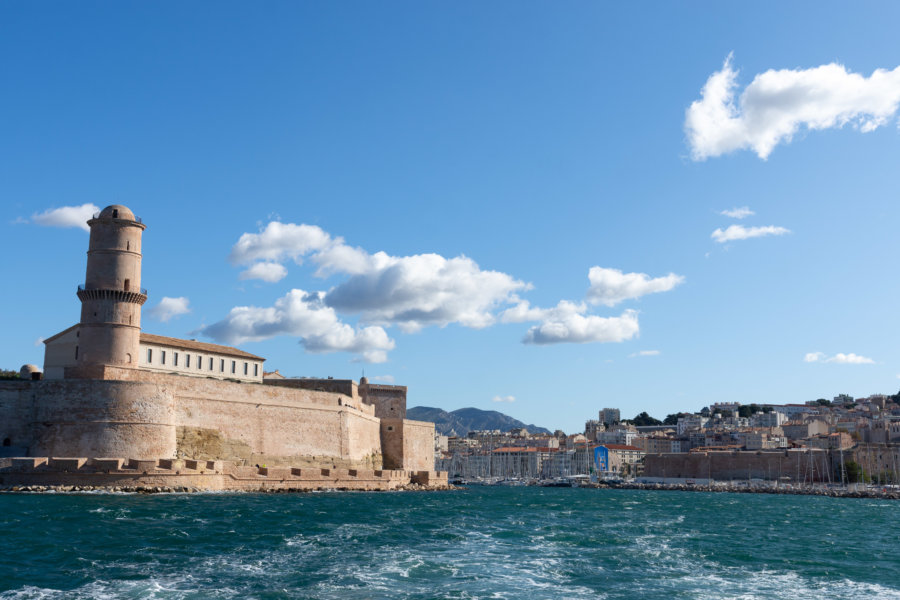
[408,406,551,437]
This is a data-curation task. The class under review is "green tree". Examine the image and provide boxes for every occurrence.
[629,412,662,426]
[816,398,831,406]
[844,460,868,483]
[738,405,752,418]
[663,413,681,426]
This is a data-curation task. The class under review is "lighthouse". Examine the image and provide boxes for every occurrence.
[75,204,147,370]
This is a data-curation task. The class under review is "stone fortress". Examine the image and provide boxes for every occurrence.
[0,205,446,491]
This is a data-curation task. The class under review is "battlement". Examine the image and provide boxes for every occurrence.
[0,456,448,492]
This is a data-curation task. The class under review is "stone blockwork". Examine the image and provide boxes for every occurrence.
[0,457,449,492]
[381,418,436,472]
[0,370,389,471]
[360,380,407,419]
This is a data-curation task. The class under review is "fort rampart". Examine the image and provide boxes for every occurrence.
[1,370,436,477]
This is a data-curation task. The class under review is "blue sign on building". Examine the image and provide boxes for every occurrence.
[593,446,609,472]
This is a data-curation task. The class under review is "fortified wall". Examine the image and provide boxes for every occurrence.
[0,204,446,491]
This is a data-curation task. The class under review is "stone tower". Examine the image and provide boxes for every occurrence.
[75,204,147,371]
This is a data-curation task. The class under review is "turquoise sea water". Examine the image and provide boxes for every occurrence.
[1,487,898,599]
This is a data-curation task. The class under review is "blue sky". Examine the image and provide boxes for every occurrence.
[3,2,900,432]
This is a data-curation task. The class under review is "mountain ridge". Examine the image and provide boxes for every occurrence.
[407,406,551,437]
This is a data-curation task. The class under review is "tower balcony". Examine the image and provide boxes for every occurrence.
[77,284,148,305]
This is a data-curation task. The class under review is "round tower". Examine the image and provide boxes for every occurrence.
[76,204,147,370]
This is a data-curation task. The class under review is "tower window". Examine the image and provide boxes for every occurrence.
[75,346,79,360]
[127,241,130,251]
[161,351,166,365]
[124,279,131,292]
[2,438,10,447]
[112,209,118,218]
[147,349,153,363]
[174,352,178,366]
[244,362,248,375]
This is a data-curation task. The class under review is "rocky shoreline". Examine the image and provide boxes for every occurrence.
[0,482,455,494]
[592,481,900,500]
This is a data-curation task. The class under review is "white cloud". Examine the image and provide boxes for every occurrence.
[827,353,875,365]
[720,206,754,219]
[372,375,395,384]
[30,203,99,232]
[711,224,790,243]
[146,297,191,322]
[239,262,288,283]
[229,222,332,265]
[630,350,660,358]
[586,267,684,307]
[202,289,395,363]
[686,54,900,160]
[522,306,640,346]
[805,351,874,364]
[225,222,680,352]
[229,221,530,333]
[322,254,528,332]
[34,337,45,347]
[492,395,516,403]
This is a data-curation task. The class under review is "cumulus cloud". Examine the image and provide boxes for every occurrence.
[805,351,874,364]
[686,54,900,160]
[229,222,332,265]
[229,221,530,333]
[711,224,790,243]
[30,203,99,232]
[146,297,191,322]
[239,262,288,283]
[372,375,395,384]
[586,267,684,307]
[720,206,754,219]
[201,289,395,363]
[630,350,660,358]
[492,395,516,403]
[325,254,528,333]
[519,303,640,346]
[224,222,682,352]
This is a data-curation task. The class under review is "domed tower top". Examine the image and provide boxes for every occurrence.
[97,204,136,221]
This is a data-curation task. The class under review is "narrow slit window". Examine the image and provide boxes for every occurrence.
[124,279,130,292]
[220,359,224,372]
[185,355,190,368]
[231,361,236,374]
[197,355,202,369]
[254,364,258,376]
[161,351,166,365]
[209,357,213,370]
[174,352,179,367]
[75,346,79,360]
[244,362,248,375]
[147,349,152,363]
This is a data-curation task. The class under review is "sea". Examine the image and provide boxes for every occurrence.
[1,487,898,599]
